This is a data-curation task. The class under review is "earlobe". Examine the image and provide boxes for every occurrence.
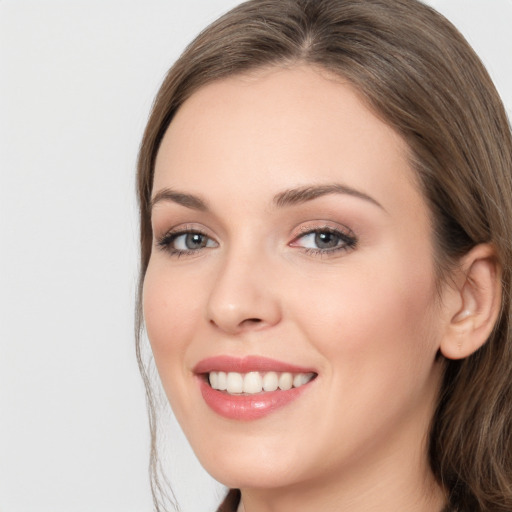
[440,244,502,360]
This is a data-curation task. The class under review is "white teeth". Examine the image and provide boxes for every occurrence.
[262,372,278,391]
[243,372,263,394]
[226,372,244,394]
[293,373,310,387]
[278,372,293,391]
[208,370,315,395]
[209,372,218,389]
[217,371,227,391]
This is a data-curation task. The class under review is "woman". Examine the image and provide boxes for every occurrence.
[136,0,512,510]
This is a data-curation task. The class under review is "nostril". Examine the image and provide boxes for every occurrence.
[209,317,263,330]
[238,317,264,329]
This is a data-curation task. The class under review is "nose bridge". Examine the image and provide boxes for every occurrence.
[206,237,281,334]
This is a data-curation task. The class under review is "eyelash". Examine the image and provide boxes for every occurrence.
[156,225,357,258]
[291,226,357,256]
[156,227,216,258]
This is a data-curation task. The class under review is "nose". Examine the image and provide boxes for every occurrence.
[206,248,282,335]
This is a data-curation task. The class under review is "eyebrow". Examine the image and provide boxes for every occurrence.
[150,188,208,211]
[273,183,385,211]
[150,183,384,212]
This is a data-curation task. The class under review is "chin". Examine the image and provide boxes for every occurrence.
[183,423,309,490]
[202,453,304,490]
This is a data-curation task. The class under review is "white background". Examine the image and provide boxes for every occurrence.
[1,1,511,511]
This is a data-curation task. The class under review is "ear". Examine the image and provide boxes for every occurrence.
[440,244,502,360]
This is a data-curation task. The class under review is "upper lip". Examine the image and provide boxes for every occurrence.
[193,355,317,374]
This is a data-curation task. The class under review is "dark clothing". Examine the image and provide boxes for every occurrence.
[217,489,241,512]
[216,488,451,511]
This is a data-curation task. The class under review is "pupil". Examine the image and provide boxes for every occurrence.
[315,232,338,249]
[186,233,205,249]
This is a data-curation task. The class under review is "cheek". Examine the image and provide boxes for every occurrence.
[142,261,211,425]
[284,254,443,458]
[142,262,198,370]
[289,251,441,381]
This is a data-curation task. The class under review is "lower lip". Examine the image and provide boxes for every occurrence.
[198,378,312,420]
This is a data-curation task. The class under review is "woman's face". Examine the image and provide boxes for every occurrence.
[143,66,447,491]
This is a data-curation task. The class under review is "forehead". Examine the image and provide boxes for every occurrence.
[153,65,424,221]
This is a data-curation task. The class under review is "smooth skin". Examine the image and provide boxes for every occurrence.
[143,66,501,512]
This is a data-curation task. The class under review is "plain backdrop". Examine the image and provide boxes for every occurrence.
[0,1,511,511]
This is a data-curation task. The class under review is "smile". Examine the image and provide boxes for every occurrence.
[208,371,315,395]
[195,356,318,420]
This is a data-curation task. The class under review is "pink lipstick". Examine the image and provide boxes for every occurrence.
[194,356,317,420]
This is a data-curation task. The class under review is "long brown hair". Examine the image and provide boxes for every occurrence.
[136,1,512,510]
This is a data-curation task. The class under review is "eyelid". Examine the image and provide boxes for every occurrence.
[155,223,219,256]
[290,220,356,240]
[289,221,358,254]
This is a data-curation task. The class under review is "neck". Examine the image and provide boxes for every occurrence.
[238,466,444,512]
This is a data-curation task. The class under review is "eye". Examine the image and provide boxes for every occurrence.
[173,232,215,251]
[290,226,357,255]
[300,231,342,250]
[157,229,218,256]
